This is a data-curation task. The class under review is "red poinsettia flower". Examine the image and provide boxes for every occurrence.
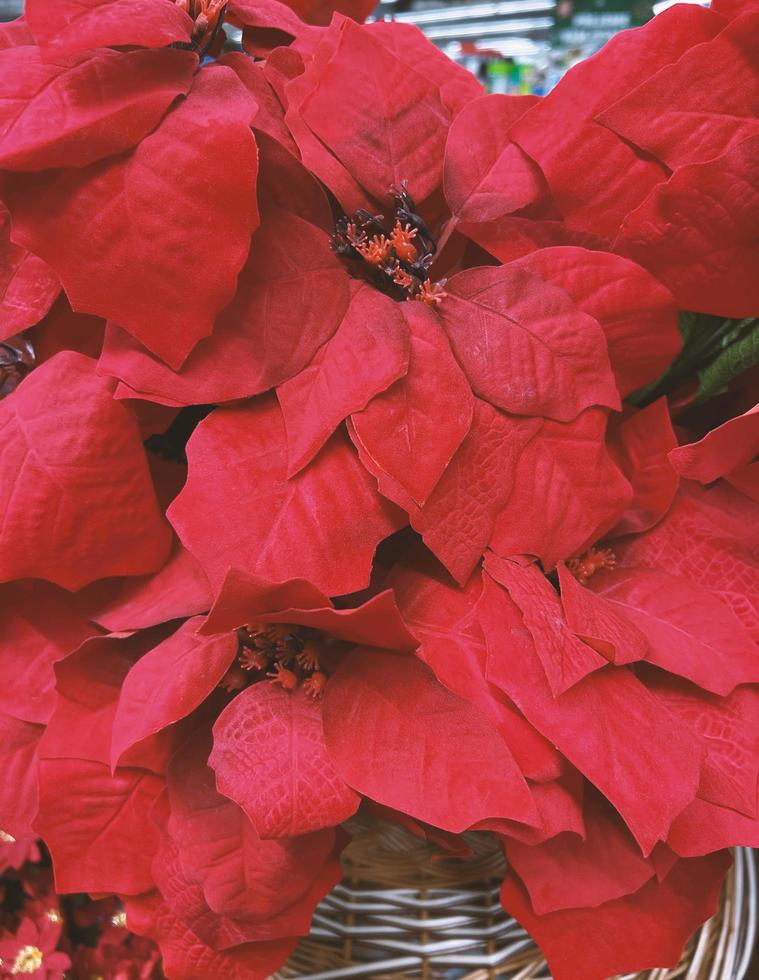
[0,917,70,979]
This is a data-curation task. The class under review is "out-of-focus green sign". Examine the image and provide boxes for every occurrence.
[553,0,653,52]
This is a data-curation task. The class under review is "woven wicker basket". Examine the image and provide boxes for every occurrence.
[275,821,757,980]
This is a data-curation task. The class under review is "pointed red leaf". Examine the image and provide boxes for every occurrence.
[278,284,410,475]
[35,758,164,895]
[203,568,417,650]
[480,566,702,855]
[557,563,647,665]
[488,559,607,696]
[322,649,539,833]
[669,404,759,485]
[667,792,759,856]
[353,399,539,585]
[111,618,238,770]
[489,772,585,845]
[444,94,543,223]
[598,14,759,171]
[442,264,619,421]
[168,396,405,597]
[507,5,724,236]
[0,209,58,340]
[646,673,759,818]
[297,19,450,203]
[89,541,212,632]
[505,794,656,914]
[0,711,42,839]
[387,548,563,783]
[125,889,295,980]
[490,408,632,567]
[0,46,197,171]
[607,399,679,536]
[351,302,474,506]
[25,0,193,56]
[0,352,171,590]
[513,247,680,397]
[167,731,336,925]
[6,66,259,369]
[590,567,759,695]
[97,209,349,403]
[500,852,731,980]
[0,580,99,724]
[210,683,360,838]
[615,134,759,317]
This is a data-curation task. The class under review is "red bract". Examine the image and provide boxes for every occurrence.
[1,0,757,977]
[0,352,171,589]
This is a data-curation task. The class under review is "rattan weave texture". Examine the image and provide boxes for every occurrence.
[275,822,757,980]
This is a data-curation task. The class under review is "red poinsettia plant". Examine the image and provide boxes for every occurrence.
[0,0,758,976]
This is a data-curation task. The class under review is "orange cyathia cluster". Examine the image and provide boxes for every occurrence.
[219,623,328,699]
[331,183,447,307]
[566,547,617,584]
[175,0,226,47]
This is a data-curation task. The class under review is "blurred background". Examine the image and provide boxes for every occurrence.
[6,0,711,96]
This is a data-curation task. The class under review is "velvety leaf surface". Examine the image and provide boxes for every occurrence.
[278,284,410,475]
[607,399,679,536]
[0,581,99,724]
[97,209,349,404]
[589,567,759,695]
[125,889,296,980]
[0,352,171,589]
[490,408,632,567]
[504,794,656,914]
[203,568,417,650]
[210,684,360,838]
[353,399,539,585]
[350,302,473,506]
[387,548,564,783]
[557,563,648,665]
[500,852,731,980]
[322,649,539,833]
[513,247,680,397]
[615,135,759,317]
[443,94,542,223]
[669,404,759,484]
[6,66,260,369]
[646,673,759,818]
[667,788,759,855]
[167,731,336,926]
[168,396,405,597]
[0,46,197,171]
[111,618,239,769]
[442,264,619,421]
[598,14,759,170]
[25,0,193,55]
[507,5,725,236]
[0,710,42,839]
[489,560,607,695]
[481,565,702,855]
[35,759,164,895]
[616,484,759,641]
[0,209,59,339]
[89,541,212,632]
[490,772,585,845]
[298,18,450,203]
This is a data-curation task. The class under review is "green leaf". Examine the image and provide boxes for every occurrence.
[696,318,759,403]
